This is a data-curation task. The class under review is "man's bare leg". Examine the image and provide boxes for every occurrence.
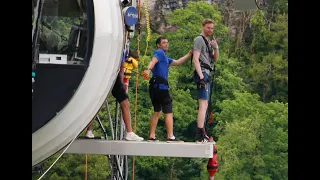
[87,121,93,131]
[119,99,144,141]
[196,99,214,143]
[197,99,208,128]
[164,113,174,138]
[85,121,94,138]
[149,111,161,138]
[120,99,132,132]
[164,113,183,142]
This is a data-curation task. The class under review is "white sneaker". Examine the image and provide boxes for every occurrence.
[85,130,95,138]
[125,132,144,141]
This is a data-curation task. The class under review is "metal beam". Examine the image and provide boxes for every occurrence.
[65,139,213,158]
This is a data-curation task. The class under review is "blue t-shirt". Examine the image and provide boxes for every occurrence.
[152,49,173,90]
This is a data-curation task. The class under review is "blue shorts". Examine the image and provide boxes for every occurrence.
[193,72,211,100]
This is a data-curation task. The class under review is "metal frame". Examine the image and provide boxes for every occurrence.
[100,100,128,180]
[88,99,128,180]
[86,99,127,180]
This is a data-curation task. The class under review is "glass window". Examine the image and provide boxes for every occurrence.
[34,0,92,65]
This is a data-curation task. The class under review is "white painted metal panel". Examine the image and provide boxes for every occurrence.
[32,0,124,167]
[65,140,214,158]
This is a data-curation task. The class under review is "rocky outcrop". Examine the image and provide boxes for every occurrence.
[139,0,255,38]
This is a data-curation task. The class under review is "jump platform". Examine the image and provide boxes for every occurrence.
[65,139,214,158]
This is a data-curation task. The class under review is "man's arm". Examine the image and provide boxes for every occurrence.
[193,37,205,79]
[143,57,158,77]
[170,50,192,66]
[210,39,219,63]
[192,50,204,79]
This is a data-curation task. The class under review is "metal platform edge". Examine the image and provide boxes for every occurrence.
[65,139,213,158]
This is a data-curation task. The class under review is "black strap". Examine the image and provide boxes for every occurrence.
[149,76,169,88]
[201,63,213,71]
[199,35,213,55]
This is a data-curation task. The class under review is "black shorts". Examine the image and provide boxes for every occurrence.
[149,88,172,114]
[111,75,128,103]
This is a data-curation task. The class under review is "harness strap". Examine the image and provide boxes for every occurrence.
[149,76,169,87]
[201,63,214,71]
[190,35,215,71]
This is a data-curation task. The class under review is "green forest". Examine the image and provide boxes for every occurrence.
[33,1,288,180]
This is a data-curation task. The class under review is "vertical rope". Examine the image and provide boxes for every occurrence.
[143,0,151,65]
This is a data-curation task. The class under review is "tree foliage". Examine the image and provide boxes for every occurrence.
[214,92,288,180]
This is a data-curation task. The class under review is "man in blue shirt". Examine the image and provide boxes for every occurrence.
[143,36,192,142]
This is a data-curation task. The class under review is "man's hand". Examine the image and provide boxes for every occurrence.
[142,69,151,80]
[210,38,218,49]
[199,78,206,88]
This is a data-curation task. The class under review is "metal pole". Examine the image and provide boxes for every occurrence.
[96,115,108,140]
